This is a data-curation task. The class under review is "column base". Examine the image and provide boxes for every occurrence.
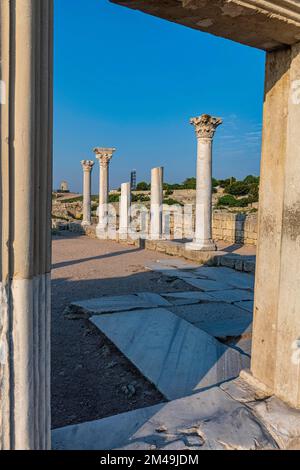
[81,221,91,227]
[185,239,217,252]
[148,234,164,241]
[96,226,109,240]
[96,226,117,240]
[118,230,129,241]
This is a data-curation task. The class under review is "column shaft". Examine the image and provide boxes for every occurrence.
[195,138,213,243]
[0,0,53,449]
[186,114,221,251]
[81,161,94,226]
[150,167,163,240]
[94,148,115,239]
[119,182,131,239]
[250,43,300,408]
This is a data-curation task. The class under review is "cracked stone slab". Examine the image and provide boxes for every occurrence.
[52,385,278,450]
[207,289,254,303]
[161,291,215,305]
[145,261,196,274]
[220,378,300,449]
[248,396,300,450]
[181,277,236,292]
[233,301,254,313]
[169,303,252,339]
[90,308,249,400]
[193,267,255,290]
[70,293,171,315]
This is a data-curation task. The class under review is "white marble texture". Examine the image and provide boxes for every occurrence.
[179,277,235,291]
[52,385,277,450]
[206,289,254,303]
[162,291,214,305]
[91,308,249,400]
[169,303,252,339]
[71,293,171,315]
[233,301,254,313]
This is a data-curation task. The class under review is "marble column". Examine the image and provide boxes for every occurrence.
[150,167,164,240]
[0,0,53,449]
[93,148,116,239]
[81,160,94,226]
[119,183,131,240]
[186,114,222,251]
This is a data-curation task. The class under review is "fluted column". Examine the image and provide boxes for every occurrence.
[81,160,94,226]
[186,114,222,251]
[94,148,116,239]
[150,167,164,240]
[0,0,53,449]
[119,183,131,240]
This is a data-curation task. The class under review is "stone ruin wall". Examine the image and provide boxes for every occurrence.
[53,198,258,246]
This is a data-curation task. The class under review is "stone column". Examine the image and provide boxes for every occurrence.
[248,43,300,409]
[185,114,222,251]
[150,167,164,240]
[94,148,116,239]
[81,160,94,226]
[119,182,131,240]
[0,0,53,449]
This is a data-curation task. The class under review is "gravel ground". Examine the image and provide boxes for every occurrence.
[51,232,196,429]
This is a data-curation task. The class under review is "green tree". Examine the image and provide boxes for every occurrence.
[243,175,260,184]
[226,181,250,196]
[182,177,196,189]
[136,181,150,191]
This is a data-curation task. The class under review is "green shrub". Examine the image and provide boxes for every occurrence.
[163,198,183,206]
[243,175,260,184]
[108,194,120,203]
[136,181,150,191]
[132,194,150,203]
[165,189,174,196]
[217,195,238,207]
[226,182,250,196]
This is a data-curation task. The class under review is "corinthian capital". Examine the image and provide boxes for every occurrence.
[81,160,95,171]
[94,147,116,166]
[190,114,222,140]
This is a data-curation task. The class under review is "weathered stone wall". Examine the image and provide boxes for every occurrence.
[53,200,258,246]
[212,211,258,246]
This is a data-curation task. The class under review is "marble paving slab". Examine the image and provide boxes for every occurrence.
[162,291,215,305]
[146,262,254,294]
[91,308,249,400]
[71,293,171,315]
[150,259,199,269]
[233,301,254,313]
[52,385,277,450]
[207,289,254,303]
[169,303,252,339]
[193,267,255,290]
[181,277,235,291]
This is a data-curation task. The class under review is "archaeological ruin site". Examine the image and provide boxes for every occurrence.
[1,0,300,454]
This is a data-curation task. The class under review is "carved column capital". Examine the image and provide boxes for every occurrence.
[190,114,222,140]
[93,147,116,167]
[81,160,94,172]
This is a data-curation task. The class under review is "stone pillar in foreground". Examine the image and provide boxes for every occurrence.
[94,148,116,239]
[186,114,222,251]
[119,182,131,240]
[0,0,53,449]
[249,43,300,409]
[150,167,164,240]
[81,160,94,226]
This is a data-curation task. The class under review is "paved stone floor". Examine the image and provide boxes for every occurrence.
[52,232,300,450]
[52,232,198,428]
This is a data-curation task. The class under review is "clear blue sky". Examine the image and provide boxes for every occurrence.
[54,0,266,193]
